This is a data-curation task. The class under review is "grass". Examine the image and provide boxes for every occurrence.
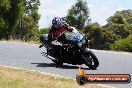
[0,66,106,88]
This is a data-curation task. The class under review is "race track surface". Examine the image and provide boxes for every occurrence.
[0,41,132,88]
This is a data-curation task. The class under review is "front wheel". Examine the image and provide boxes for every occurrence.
[82,51,99,69]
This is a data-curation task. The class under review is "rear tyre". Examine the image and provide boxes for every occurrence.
[82,51,99,69]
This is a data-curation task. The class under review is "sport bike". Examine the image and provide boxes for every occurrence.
[39,27,99,69]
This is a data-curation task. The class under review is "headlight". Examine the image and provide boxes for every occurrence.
[78,38,86,47]
[81,38,86,44]
[78,42,83,47]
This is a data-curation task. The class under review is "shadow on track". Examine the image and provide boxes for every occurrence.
[31,62,90,70]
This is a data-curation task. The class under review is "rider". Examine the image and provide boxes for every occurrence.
[39,17,73,48]
[39,17,75,61]
[48,17,73,43]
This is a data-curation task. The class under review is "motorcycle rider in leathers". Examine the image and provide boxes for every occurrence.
[39,17,73,59]
[40,17,73,47]
[48,17,73,43]
[48,17,74,59]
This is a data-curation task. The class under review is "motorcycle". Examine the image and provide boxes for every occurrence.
[39,27,99,69]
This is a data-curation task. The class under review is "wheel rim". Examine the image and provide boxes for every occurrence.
[82,54,97,68]
[86,55,95,66]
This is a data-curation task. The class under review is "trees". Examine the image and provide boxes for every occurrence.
[8,0,24,39]
[23,0,40,24]
[106,10,132,39]
[82,9,132,51]
[101,29,118,49]
[66,0,90,30]
[65,1,132,52]
[0,0,10,39]
[0,0,23,39]
[83,23,103,49]
[103,10,132,51]
[0,0,24,39]
[0,0,131,52]
[20,16,38,41]
[0,0,40,41]
[116,9,132,24]
[14,0,40,41]
[110,34,132,52]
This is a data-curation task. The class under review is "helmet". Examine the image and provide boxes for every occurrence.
[52,17,58,25]
[52,17,68,28]
[52,17,61,28]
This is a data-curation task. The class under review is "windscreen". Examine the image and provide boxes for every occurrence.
[65,27,83,42]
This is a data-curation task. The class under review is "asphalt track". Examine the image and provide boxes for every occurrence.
[0,41,132,88]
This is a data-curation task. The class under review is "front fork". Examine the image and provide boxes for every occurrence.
[81,46,91,54]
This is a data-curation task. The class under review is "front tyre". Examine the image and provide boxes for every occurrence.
[82,51,99,69]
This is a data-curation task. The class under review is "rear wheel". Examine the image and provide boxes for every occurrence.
[82,51,99,69]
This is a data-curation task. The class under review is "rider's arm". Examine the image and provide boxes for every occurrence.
[66,26,74,32]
